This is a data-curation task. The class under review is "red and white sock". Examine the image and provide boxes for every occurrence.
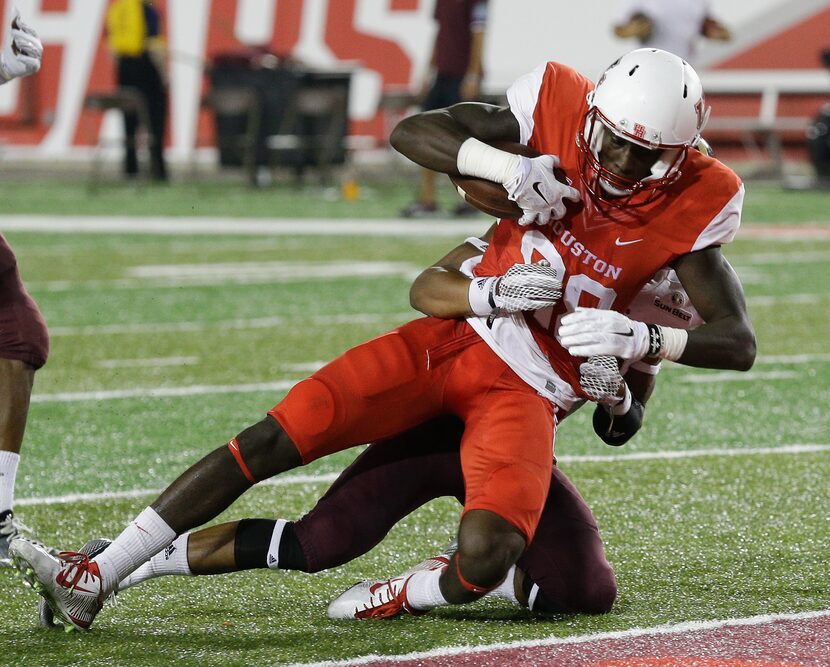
[94,507,177,592]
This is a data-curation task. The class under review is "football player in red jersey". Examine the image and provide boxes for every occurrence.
[0,8,52,566]
[41,248,690,628]
[12,49,755,631]
[37,242,697,628]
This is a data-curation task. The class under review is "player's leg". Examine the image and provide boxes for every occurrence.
[117,58,140,176]
[138,58,167,181]
[0,252,50,564]
[117,417,466,588]
[511,466,617,614]
[11,318,460,629]
[435,379,554,606]
[328,463,616,618]
[0,358,35,563]
[100,322,449,585]
[347,354,556,617]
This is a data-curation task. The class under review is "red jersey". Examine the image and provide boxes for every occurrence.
[468,61,743,409]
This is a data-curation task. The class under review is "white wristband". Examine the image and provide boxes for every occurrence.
[611,383,632,415]
[457,137,520,186]
[629,359,662,375]
[658,326,688,362]
[468,276,497,316]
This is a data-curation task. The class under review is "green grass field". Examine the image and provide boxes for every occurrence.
[3,180,830,666]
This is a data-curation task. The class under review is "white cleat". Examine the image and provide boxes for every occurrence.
[37,538,113,630]
[327,575,419,620]
[327,547,452,620]
[10,538,105,631]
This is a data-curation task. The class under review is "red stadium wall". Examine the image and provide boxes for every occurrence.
[0,0,828,160]
[0,0,423,153]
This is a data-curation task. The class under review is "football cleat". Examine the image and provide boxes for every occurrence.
[328,575,420,620]
[38,538,112,630]
[10,538,105,631]
[327,544,453,620]
[0,510,58,568]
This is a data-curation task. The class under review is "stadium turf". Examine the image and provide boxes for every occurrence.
[2,180,830,665]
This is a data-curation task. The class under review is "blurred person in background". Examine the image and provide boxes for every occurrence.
[106,0,168,181]
[400,0,488,218]
[0,6,54,565]
[613,0,731,64]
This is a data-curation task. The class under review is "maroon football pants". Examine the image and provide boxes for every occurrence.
[292,416,616,614]
[0,236,49,369]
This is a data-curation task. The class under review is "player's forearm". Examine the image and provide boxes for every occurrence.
[410,267,476,318]
[391,109,476,174]
[676,316,756,370]
[391,103,517,174]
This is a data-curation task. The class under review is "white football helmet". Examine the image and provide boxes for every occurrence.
[576,48,711,206]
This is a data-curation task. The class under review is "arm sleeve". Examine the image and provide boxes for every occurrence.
[691,184,744,251]
[505,62,548,145]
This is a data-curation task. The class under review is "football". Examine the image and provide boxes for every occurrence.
[449,141,569,219]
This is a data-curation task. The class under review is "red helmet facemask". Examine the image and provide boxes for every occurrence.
[576,107,689,208]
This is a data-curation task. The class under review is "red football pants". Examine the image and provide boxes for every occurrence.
[270,317,555,541]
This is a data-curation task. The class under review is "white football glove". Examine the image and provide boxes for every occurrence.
[579,355,624,405]
[503,154,581,226]
[469,263,562,315]
[0,7,42,84]
[559,307,656,362]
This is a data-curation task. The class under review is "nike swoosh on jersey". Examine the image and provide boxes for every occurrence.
[531,181,549,203]
[615,237,644,246]
[620,329,635,337]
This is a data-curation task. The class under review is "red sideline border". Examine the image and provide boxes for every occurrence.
[294,610,830,667]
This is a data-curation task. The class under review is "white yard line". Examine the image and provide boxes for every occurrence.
[95,356,200,369]
[733,250,830,265]
[1,215,488,236]
[15,444,830,507]
[48,312,413,337]
[30,380,299,403]
[30,261,420,291]
[755,353,830,364]
[746,293,827,306]
[679,370,799,383]
[287,609,830,667]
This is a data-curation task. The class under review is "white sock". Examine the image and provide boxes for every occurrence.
[487,565,519,605]
[118,533,192,590]
[264,519,288,569]
[0,451,20,514]
[94,507,177,593]
[405,567,449,611]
